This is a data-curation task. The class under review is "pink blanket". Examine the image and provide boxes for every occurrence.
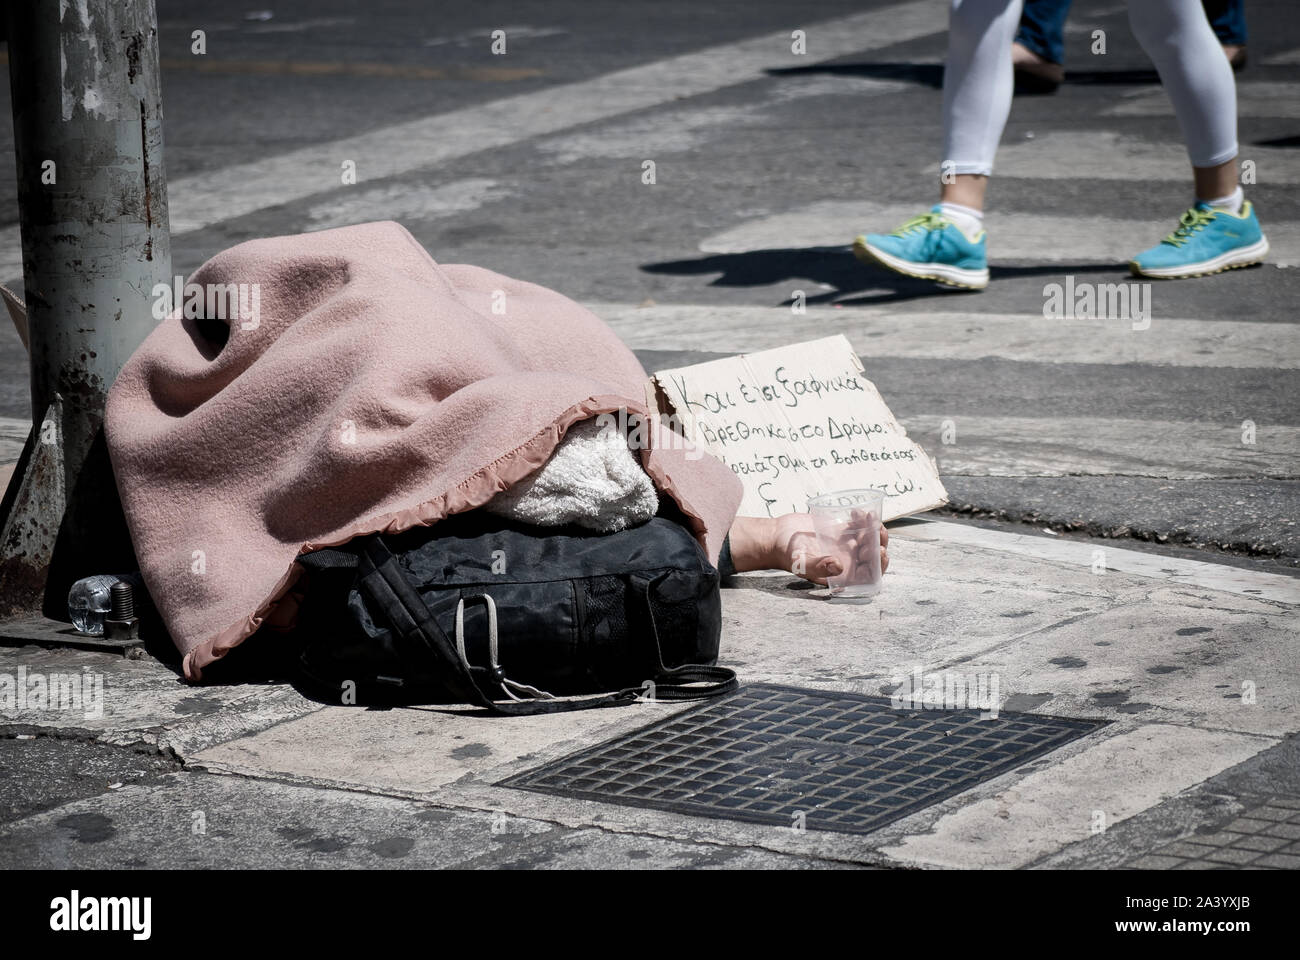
[105,221,742,679]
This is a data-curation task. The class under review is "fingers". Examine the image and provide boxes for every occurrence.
[807,552,843,586]
[792,548,842,586]
[786,515,891,583]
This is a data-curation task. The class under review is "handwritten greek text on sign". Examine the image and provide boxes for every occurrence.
[651,335,947,520]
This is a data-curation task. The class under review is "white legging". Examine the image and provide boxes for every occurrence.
[943,0,1238,177]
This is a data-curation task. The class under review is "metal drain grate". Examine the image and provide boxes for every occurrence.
[500,683,1105,835]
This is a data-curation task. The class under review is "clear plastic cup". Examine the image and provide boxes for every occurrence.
[807,488,887,600]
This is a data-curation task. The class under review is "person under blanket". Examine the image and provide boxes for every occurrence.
[104,220,886,678]
[485,417,890,585]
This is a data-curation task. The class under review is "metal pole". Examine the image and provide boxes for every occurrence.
[0,0,171,619]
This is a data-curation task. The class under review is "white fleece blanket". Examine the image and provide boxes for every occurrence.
[485,418,659,531]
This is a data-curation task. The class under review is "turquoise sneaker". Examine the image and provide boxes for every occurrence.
[1129,201,1269,279]
[853,206,989,290]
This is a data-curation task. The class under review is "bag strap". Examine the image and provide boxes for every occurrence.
[627,573,738,702]
[355,536,489,708]
[356,534,736,714]
[296,545,362,571]
[355,535,641,714]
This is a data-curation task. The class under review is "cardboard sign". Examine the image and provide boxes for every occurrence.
[650,335,947,521]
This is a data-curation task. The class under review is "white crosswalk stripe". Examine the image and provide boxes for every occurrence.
[593,303,1300,369]
[698,200,1300,266]
[902,413,1298,480]
[991,131,1300,185]
[1106,82,1300,120]
[595,303,1300,483]
[1262,47,1300,66]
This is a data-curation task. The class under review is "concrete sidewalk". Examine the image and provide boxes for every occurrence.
[1,519,1297,869]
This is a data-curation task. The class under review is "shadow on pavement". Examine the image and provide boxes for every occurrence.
[1060,67,1161,86]
[765,61,944,88]
[762,61,1161,91]
[642,247,1125,306]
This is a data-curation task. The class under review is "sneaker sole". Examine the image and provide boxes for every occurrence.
[853,237,990,290]
[1129,236,1270,279]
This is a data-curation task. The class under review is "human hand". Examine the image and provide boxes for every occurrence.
[770,509,888,585]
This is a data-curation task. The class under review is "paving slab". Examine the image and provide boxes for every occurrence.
[191,697,694,797]
[0,734,181,826]
[875,722,1270,869]
[901,520,1300,604]
[1040,731,1300,869]
[0,770,844,870]
[948,586,1299,736]
[0,644,323,756]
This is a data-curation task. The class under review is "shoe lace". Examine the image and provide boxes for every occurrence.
[1162,207,1216,247]
[891,212,947,237]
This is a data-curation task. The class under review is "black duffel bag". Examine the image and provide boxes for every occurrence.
[292,512,738,714]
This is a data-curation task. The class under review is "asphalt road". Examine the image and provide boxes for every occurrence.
[1,0,1297,568]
